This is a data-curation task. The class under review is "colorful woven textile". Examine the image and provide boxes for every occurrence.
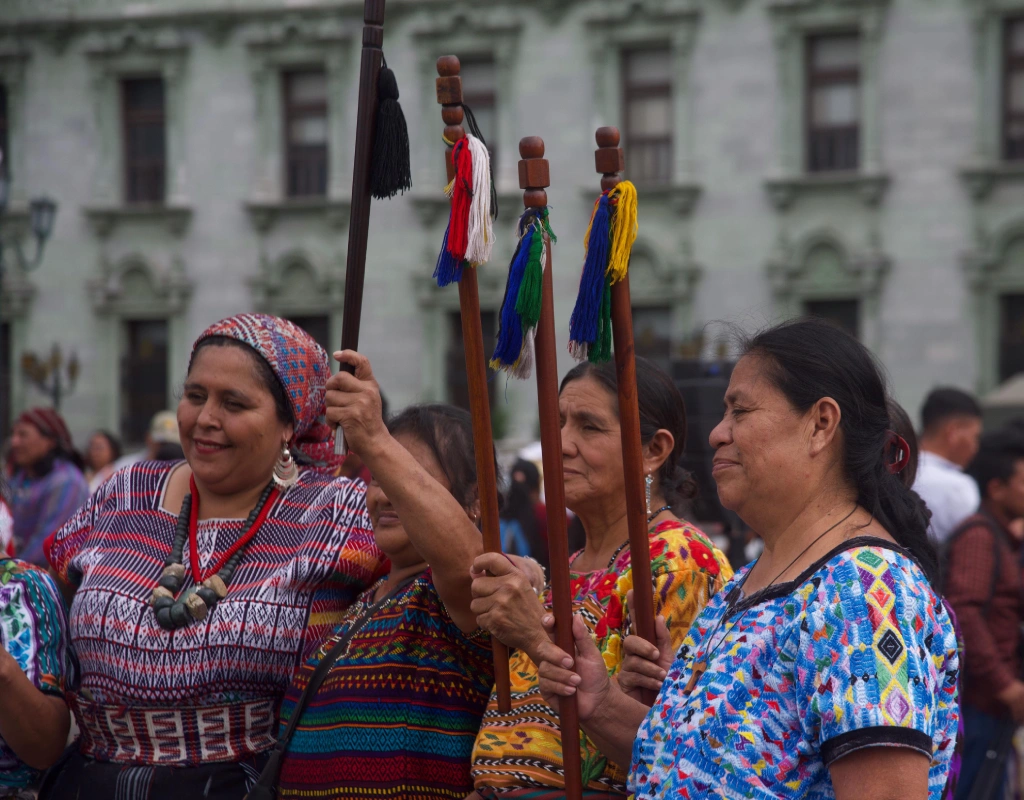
[471,520,732,796]
[11,459,89,566]
[46,460,385,767]
[193,313,341,471]
[277,571,493,800]
[630,539,961,800]
[0,558,72,787]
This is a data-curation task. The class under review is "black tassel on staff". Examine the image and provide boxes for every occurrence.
[335,0,411,453]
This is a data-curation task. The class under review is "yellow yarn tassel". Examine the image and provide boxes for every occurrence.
[606,181,638,285]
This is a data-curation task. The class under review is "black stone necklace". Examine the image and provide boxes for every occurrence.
[150,479,277,631]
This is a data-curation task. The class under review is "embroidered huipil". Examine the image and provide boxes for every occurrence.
[471,520,733,796]
[277,571,494,799]
[0,559,73,787]
[46,461,385,767]
[630,540,960,800]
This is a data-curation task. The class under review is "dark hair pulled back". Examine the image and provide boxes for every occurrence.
[189,336,294,427]
[743,317,938,583]
[386,404,496,509]
[559,357,697,508]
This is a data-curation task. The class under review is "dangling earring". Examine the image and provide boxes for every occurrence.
[645,473,653,517]
[273,444,299,490]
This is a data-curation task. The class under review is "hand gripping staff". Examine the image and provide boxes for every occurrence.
[568,128,657,704]
[334,0,412,454]
[510,136,585,800]
[434,55,511,713]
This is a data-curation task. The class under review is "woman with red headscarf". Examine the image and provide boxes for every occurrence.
[9,408,88,565]
[41,314,388,799]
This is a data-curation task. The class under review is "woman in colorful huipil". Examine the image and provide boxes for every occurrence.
[43,314,385,799]
[536,318,961,800]
[9,408,89,565]
[467,357,732,799]
[272,352,493,800]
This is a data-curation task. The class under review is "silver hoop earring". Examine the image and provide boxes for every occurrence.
[273,444,299,490]
[645,473,653,517]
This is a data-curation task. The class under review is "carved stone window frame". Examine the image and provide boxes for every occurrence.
[85,26,190,208]
[765,0,890,209]
[766,229,889,349]
[245,16,354,212]
[961,0,1024,201]
[87,253,193,432]
[249,248,345,352]
[584,0,701,205]
[625,237,703,355]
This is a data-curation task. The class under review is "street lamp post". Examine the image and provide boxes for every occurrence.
[0,160,59,441]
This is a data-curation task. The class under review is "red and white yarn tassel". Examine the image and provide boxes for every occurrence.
[464,135,494,267]
[445,138,474,260]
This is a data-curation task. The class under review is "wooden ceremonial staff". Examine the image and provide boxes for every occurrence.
[596,127,657,704]
[335,0,386,453]
[435,55,512,713]
[520,135,584,800]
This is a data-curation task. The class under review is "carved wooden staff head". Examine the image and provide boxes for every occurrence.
[518,136,550,208]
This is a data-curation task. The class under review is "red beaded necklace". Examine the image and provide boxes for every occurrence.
[188,474,279,582]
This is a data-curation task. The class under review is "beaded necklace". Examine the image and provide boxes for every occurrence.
[150,476,279,631]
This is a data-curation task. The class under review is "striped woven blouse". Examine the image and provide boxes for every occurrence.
[277,570,494,800]
[47,461,385,767]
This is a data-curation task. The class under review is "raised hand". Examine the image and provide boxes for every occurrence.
[470,552,546,656]
[536,613,612,721]
[325,351,386,458]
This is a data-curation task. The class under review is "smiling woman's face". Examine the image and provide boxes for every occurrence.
[558,375,624,513]
[178,344,293,496]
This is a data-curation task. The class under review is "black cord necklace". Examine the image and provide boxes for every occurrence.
[681,505,858,695]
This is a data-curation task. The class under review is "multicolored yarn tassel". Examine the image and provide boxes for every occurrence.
[490,208,557,379]
[568,181,639,362]
[432,133,495,288]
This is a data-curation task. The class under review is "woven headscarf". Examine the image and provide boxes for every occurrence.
[17,407,74,453]
[191,313,341,471]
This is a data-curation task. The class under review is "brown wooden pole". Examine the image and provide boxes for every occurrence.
[436,55,511,713]
[336,0,386,453]
[519,135,584,800]
[596,127,657,704]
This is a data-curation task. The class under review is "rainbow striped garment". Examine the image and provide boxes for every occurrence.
[277,571,494,800]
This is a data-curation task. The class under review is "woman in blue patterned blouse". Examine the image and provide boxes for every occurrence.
[535,317,960,800]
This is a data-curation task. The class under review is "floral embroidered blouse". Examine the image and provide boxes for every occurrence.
[471,519,733,796]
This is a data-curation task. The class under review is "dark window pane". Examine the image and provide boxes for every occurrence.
[806,34,860,173]
[284,69,329,198]
[1005,19,1024,160]
[121,320,169,446]
[446,310,497,414]
[460,57,498,165]
[288,315,331,357]
[122,77,166,204]
[623,48,673,185]
[999,294,1024,382]
[632,306,672,374]
[804,299,860,340]
[0,84,8,178]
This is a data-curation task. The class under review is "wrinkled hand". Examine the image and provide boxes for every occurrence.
[471,552,546,656]
[536,613,612,722]
[325,351,386,458]
[506,554,545,594]
[617,590,674,703]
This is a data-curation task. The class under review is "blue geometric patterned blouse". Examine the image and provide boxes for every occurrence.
[630,539,960,800]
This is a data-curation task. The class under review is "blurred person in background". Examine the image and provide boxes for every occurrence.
[8,409,88,566]
[84,431,121,492]
[913,387,983,543]
[945,432,1024,800]
[109,410,182,473]
[500,469,546,567]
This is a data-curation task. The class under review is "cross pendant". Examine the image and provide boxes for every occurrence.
[684,660,707,695]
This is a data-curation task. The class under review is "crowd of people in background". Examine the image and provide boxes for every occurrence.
[0,312,1017,800]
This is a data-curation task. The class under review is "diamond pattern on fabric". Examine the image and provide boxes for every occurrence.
[878,629,905,664]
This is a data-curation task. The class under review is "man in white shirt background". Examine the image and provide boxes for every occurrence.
[913,387,984,543]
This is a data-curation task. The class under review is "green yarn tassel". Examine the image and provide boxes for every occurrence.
[591,278,613,363]
[516,225,545,330]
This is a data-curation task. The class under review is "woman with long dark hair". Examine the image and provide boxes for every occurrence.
[536,318,959,800]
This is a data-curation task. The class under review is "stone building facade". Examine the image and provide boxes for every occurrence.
[0,0,1018,446]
